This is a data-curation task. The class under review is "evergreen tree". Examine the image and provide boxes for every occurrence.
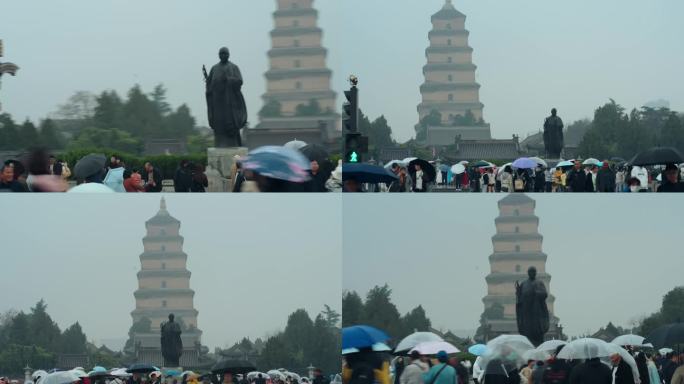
[18,119,40,150]
[93,90,124,130]
[150,84,172,116]
[164,104,196,138]
[59,322,87,354]
[0,113,20,150]
[342,291,364,327]
[39,118,64,149]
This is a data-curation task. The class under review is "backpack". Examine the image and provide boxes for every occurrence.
[349,361,376,384]
[514,178,524,191]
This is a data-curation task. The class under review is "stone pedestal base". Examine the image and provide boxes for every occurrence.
[206,147,248,192]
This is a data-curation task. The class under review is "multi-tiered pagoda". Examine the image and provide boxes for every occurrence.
[418,0,491,146]
[129,198,203,367]
[245,0,340,149]
[478,194,562,342]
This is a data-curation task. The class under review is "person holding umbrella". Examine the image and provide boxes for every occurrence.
[657,164,684,192]
[566,161,591,192]
[422,351,456,384]
[399,351,428,384]
[610,352,636,384]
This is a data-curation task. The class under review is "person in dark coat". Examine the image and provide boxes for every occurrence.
[566,162,590,192]
[543,347,572,384]
[610,353,635,384]
[661,353,679,384]
[596,162,616,192]
[634,352,650,384]
[309,160,328,192]
[0,163,28,192]
[174,160,193,192]
[534,168,546,192]
[143,162,163,192]
[448,357,469,384]
[191,163,209,192]
[482,358,520,384]
[569,358,612,384]
[657,163,684,192]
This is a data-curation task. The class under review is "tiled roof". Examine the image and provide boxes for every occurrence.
[454,140,522,160]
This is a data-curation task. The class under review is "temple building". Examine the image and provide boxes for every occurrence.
[477,194,563,342]
[417,0,491,146]
[128,198,205,367]
[244,0,340,149]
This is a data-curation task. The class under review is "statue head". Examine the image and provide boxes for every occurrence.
[527,266,537,280]
[168,313,175,322]
[219,47,230,63]
[551,108,557,116]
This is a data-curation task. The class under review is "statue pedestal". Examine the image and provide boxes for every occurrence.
[206,147,248,192]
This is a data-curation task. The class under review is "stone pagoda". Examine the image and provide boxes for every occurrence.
[417,0,491,146]
[477,194,563,342]
[244,0,340,149]
[128,198,204,367]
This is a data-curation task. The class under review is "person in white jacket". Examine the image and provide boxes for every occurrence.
[400,351,429,384]
[472,356,484,384]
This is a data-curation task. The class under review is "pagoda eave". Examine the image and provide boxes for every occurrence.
[270,27,322,38]
[267,47,327,58]
[134,288,195,299]
[264,68,332,80]
[489,252,548,262]
[485,273,552,285]
[262,90,336,101]
[491,233,543,242]
[273,8,318,18]
[420,82,481,93]
[137,269,191,278]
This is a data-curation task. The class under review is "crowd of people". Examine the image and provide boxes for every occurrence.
[4,367,333,384]
[376,159,684,193]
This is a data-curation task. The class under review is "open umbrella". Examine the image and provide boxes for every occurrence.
[523,349,551,362]
[127,364,159,374]
[266,371,286,380]
[438,164,450,173]
[343,342,394,355]
[529,157,548,168]
[385,160,406,170]
[536,340,567,352]
[402,157,418,165]
[343,163,398,184]
[631,147,684,166]
[480,335,535,376]
[473,160,493,168]
[241,146,311,183]
[87,371,112,379]
[468,344,488,356]
[512,157,538,169]
[458,160,470,165]
[612,334,646,347]
[41,372,81,384]
[605,343,640,382]
[109,369,131,378]
[451,164,466,175]
[556,160,575,168]
[342,325,390,350]
[557,338,614,360]
[644,323,684,349]
[582,158,601,166]
[211,359,256,375]
[394,332,444,354]
[283,140,307,151]
[299,144,329,163]
[408,159,437,182]
[410,341,460,355]
[659,348,674,355]
[497,163,513,175]
[246,372,269,380]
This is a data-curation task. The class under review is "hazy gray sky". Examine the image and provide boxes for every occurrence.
[343,194,683,338]
[3,1,683,142]
[0,195,341,351]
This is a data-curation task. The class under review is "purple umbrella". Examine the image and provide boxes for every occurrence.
[512,157,538,169]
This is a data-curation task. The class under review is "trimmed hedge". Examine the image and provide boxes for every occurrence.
[60,148,207,180]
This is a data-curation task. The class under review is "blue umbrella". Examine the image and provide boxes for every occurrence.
[343,163,399,184]
[342,325,390,350]
[556,160,575,168]
[438,164,450,173]
[512,157,538,169]
[241,146,311,183]
[468,344,487,356]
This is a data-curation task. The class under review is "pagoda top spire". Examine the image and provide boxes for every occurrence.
[146,197,179,226]
[160,197,167,211]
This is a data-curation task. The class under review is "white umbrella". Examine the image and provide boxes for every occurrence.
[284,140,307,151]
[409,341,460,355]
[395,331,444,353]
[529,157,548,168]
[451,164,466,175]
[385,160,405,169]
[536,340,567,352]
[523,349,551,362]
[402,157,418,165]
[660,348,674,355]
[557,338,615,360]
[497,163,512,175]
[267,371,286,380]
[606,344,640,382]
[458,160,470,165]
[612,334,646,346]
[41,372,81,384]
[109,369,131,378]
[480,335,535,375]
[582,158,601,166]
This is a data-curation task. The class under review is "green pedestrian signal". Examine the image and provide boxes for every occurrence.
[349,151,359,163]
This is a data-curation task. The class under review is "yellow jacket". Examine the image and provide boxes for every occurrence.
[342,361,390,384]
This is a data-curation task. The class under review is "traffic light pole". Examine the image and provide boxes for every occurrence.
[343,75,368,164]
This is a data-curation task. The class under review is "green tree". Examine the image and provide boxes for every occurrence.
[321,305,341,328]
[282,309,315,363]
[164,104,196,138]
[18,119,40,150]
[150,84,172,116]
[416,109,442,141]
[93,90,124,130]
[55,91,96,121]
[0,113,20,150]
[28,299,61,351]
[362,285,403,339]
[59,322,87,354]
[661,113,684,153]
[639,286,684,336]
[401,305,432,336]
[308,313,340,375]
[39,118,64,149]
[69,127,144,154]
[342,291,364,327]
[123,84,162,138]
[259,100,282,118]
[6,312,31,346]
[257,334,295,372]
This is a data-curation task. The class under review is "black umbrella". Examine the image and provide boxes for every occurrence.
[127,363,159,374]
[74,153,107,180]
[342,163,399,184]
[408,159,436,182]
[211,359,256,375]
[644,323,684,350]
[299,144,329,163]
[630,147,684,166]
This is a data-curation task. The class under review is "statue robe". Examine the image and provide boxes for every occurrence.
[206,60,248,147]
[516,278,550,346]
